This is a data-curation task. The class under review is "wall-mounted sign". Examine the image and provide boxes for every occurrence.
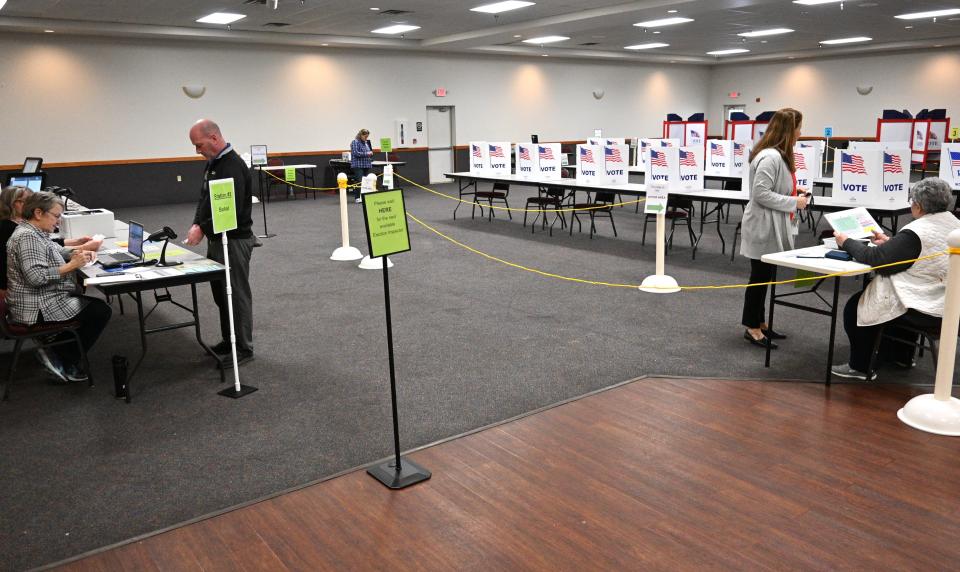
[728,91,740,98]
[434,88,447,97]
[416,121,423,132]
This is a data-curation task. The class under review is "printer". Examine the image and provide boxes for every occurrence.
[60,208,116,239]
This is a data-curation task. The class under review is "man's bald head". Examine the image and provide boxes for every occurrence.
[189,119,227,160]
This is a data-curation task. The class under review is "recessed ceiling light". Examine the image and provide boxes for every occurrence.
[738,28,794,37]
[634,17,694,28]
[471,1,535,14]
[514,34,522,38]
[541,54,548,57]
[819,36,872,44]
[370,7,380,10]
[707,48,750,55]
[522,35,569,44]
[788,56,796,59]
[321,43,329,46]
[44,29,54,33]
[904,25,914,29]
[624,42,669,50]
[896,8,960,20]
[196,12,247,25]
[934,44,943,47]
[667,9,678,13]
[371,24,421,34]
[652,30,661,34]
[792,0,843,5]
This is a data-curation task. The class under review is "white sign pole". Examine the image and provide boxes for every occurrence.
[640,181,680,294]
[331,172,362,261]
[897,229,960,436]
[222,233,243,394]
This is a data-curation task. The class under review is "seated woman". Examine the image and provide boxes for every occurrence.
[832,178,960,380]
[7,191,112,383]
[0,185,34,300]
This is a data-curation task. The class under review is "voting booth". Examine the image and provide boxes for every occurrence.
[724,111,773,143]
[939,144,960,190]
[637,138,679,168]
[536,143,562,180]
[796,140,825,178]
[469,142,488,174]
[602,144,629,185]
[588,137,626,147]
[663,115,708,152]
[706,140,747,178]
[832,149,910,208]
[876,111,952,170]
[646,146,703,191]
[792,147,816,193]
[515,143,538,180]
[576,144,604,184]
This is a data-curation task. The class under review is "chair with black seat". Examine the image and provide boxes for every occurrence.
[524,185,566,235]
[473,182,512,221]
[642,197,695,254]
[569,190,617,239]
[866,322,941,381]
[0,298,92,401]
[264,157,290,202]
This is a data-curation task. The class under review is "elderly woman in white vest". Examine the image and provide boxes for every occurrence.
[740,108,809,349]
[832,177,960,381]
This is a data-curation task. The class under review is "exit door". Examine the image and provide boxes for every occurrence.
[426,106,456,184]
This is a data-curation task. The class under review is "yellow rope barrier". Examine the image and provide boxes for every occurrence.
[404,210,947,291]
[396,173,646,213]
[260,168,377,191]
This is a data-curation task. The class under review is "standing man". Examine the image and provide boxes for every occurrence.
[185,119,255,367]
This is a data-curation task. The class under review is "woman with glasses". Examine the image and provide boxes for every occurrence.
[832,177,960,380]
[7,191,111,383]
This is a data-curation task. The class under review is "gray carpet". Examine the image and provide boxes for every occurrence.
[0,180,941,571]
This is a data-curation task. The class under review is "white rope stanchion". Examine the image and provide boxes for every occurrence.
[640,182,680,294]
[330,173,362,261]
[897,229,960,436]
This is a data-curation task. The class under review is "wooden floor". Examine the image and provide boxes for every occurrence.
[53,378,960,571]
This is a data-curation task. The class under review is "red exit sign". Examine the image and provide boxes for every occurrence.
[728,91,741,98]
[434,88,447,97]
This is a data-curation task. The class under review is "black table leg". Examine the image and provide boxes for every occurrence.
[765,267,777,368]
[826,277,840,385]
[191,284,225,383]
[124,291,148,403]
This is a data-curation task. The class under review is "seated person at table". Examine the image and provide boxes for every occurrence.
[7,192,112,383]
[832,178,960,381]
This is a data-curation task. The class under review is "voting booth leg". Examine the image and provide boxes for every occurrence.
[217,234,258,399]
[330,178,363,261]
[257,169,277,239]
[897,230,960,436]
[367,262,431,489]
[639,212,680,294]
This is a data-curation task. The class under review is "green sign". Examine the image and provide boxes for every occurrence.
[380,138,393,153]
[209,178,238,234]
[284,167,296,182]
[363,189,410,258]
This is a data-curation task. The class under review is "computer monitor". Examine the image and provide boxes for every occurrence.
[22,157,43,174]
[128,221,145,259]
[5,172,46,192]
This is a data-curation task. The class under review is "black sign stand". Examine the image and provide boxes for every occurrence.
[366,258,431,489]
[254,167,277,239]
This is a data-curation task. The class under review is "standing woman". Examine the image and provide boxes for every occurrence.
[350,128,373,203]
[739,108,809,349]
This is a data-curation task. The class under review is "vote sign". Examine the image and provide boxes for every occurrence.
[469,141,488,174]
[486,142,511,175]
[536,143,562,180]
[792,147,815,193]
[603,144,629,185]
[576,144,604,184]
[515,143,538,180]
[835,149,886,207]
[939,143,960,190]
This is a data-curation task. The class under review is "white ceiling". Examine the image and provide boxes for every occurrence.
[0,0,958,64]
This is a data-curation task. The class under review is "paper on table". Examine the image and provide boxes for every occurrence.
[823,207,881,239]
[84,273,142,286]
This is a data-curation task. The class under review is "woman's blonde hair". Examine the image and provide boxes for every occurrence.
[0,186,33,221]
[356,129,370,140]
[750,108,803,173]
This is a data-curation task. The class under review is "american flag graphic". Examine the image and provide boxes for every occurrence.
[950,150,960,168]
[538,146,555,160]
[650,150,668,167]
[883,152,902,174]
[580,147,595,163]
[604,147,623,163]
[679,149,697,167]
[711,143,725,157]
[690,130,701,139]
[472,145,482,159]
[930,132,939,141]
[841,153,868,175]
[489,145,505,158]
[606,140,617,146]
[734,143,744,156]
[794,152,807,171]
[519,147,531,161]
[660,140,672,147]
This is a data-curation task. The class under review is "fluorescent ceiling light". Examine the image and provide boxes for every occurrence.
[738,28,794,37]
[896,8,960,20]
[471,1,535,14]
[196,12,246,25]
[633,17,694,28]
[522,35,569,44]
[0,1,6,11]
[819,36,872,45]
[624,43,670,50]
[707,48,750,55]
[793,0,843,5]
[371,24,421,34]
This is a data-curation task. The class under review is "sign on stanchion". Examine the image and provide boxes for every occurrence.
[362,188,431,489]
[209,178,258,399]
[897,229,960,436]
[330,173,363,261]
[639,181,680,294]
[359,174,394,270]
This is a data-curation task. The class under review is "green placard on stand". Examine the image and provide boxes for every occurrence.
[380,138,393,153]
[363,189,410,258]
[284,167,296,182]
[209,178,238,234]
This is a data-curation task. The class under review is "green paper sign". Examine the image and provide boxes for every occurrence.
[363,189,410,258]
[209,178,238,234]
[380,138,392,153]
[284,167,296,182]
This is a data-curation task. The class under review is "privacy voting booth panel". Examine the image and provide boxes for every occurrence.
[724,120,755,143]
[877,117,952,169]
[662,120,708,152]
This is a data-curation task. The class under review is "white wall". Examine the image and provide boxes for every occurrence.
[0,34,710,165]
[707,49,960,138]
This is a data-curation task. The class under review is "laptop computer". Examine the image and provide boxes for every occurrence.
[99,221,144,267]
